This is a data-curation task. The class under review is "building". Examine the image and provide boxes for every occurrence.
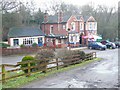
[41,11,97,47]
[8,27,45,47]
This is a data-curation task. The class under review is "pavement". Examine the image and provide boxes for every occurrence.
[22,48,119,88]
[69,47,88,50]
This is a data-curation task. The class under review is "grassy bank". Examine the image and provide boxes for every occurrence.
[1,58,102,88]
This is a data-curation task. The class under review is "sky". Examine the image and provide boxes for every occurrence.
[23,0,119,12]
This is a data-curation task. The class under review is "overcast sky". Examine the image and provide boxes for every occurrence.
[23,0,119,11]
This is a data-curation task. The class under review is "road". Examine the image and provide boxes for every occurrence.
[21,49,119,88]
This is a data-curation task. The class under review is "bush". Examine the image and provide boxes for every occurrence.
[79,51,86,60]
[20,56,35,74]
[35,49,55,73]
[32,43,38,47]
[20,44,25,48]
[0,43,10,48]
[56,49,86,66]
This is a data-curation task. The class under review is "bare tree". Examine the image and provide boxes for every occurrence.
[0,0,22,13]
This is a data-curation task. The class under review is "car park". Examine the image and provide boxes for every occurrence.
[88,42,106,50]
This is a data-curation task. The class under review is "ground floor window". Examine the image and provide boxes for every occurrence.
[13,39,19,46]
[23,38,34,45]
[58,39,61,43]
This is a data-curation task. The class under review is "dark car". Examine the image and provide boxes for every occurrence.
[88,42,106,50]
[106,42,116,49]
[101,40,116,49]
[114,41,120,48]
[101,40,110,45]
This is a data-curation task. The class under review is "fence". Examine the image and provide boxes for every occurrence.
[0,52,96,83]
[1,47,54,56]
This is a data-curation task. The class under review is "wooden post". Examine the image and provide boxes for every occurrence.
[2,64,5,83]
[45,60,47,73]
[27,62,31,77]
[95,52,96,58]
[56,58,59,70]
[92,52,93,59]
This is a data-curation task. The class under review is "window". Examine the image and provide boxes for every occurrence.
[50,25,53,34]
[89,22,92,30]
[70,36,73,42]
[94,23,96,30]
[13,39,19,46]
[23,38,34,45]
[63,25,66,29]
[58,39,61,43]
[71,22,75,31]
[75,35,77,41]
[80,23,82,29]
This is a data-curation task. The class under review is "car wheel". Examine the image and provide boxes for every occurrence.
[89,47,92,49]
[99,48,102,50]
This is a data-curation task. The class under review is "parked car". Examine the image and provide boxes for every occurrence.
[101,40,110,45]
[106,42,116,49]
[88,42,106,50]
[101,40,116,49]
[114,41,120,48]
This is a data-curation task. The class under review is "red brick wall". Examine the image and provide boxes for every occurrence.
[41,23,67,35]
[67,16,78,32]
[41,16,80,35]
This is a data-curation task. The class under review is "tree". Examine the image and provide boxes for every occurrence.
[0,0,22,13]
[34,8,44,25]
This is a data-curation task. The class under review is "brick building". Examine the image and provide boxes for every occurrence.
[41,11,97,48]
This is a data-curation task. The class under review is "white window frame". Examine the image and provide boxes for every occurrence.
[71,22,75,31]
[63,25,66,29]
[23,38,34,45]
[94,22,96,30]
[50,25,53,34]
[89,22,92,30]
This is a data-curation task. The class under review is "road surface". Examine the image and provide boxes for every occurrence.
[22,49,119,88]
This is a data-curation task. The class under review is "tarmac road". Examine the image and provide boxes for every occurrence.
[22,49,119,88]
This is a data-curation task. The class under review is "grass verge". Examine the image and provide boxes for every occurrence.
[1,58,102,88]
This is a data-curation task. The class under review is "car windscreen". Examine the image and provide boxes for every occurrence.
[97,42,103,46]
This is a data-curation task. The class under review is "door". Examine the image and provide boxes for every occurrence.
[38,37,43,47]
[52,39,56,47]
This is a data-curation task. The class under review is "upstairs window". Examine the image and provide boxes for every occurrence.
[50,25,54,34]
[63,25,66,29]
[89,22,92,30]
[80,23,83,30]
[71,22,75,31]
[94,23,96,30]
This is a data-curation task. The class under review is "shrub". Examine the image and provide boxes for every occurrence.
[32,43,38,47]
[20,56,35,74]
[75,50,86,60]
[0,43,10,48]
[35,49,55,73]
[56,49,86,66]
[20,44,25,48]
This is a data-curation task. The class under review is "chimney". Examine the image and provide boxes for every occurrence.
[44,10,48,23]
[58,10,63,23]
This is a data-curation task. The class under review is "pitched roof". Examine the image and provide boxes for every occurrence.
[8,27,45,38]
[43,14,71,24]
[75,15,82,20]
[83,16,90,22]
[83,16,96,22]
